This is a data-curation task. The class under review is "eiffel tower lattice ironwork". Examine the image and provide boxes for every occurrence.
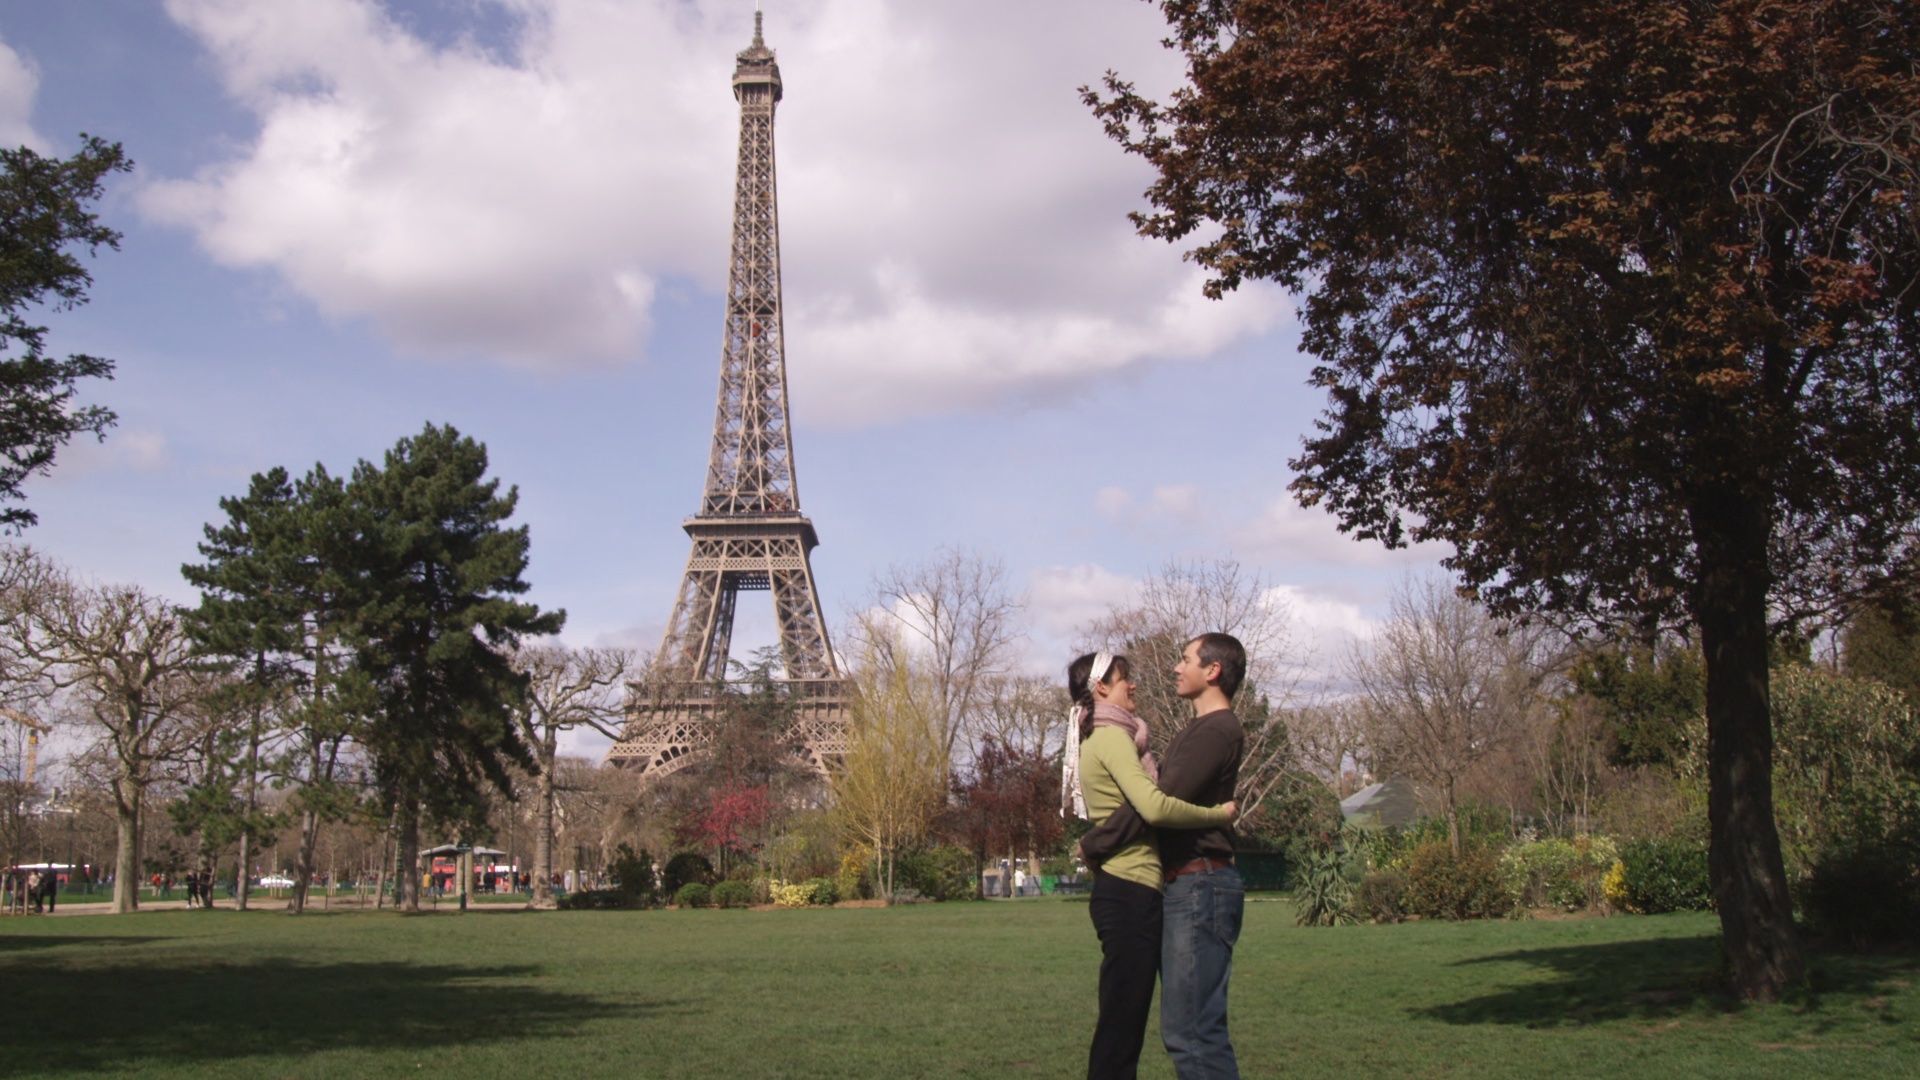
[607,12,848,777]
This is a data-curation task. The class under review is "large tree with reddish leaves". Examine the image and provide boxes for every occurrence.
[1089,0,1919,999]
[950,737,1065,896]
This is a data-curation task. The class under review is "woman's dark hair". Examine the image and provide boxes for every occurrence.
[1067,652,1131,742]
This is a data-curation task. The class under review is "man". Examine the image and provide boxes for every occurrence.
[1079,633,1247,1080]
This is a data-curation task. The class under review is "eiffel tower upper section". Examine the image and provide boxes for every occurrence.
[608,13,846,776]
[703,11,797,525]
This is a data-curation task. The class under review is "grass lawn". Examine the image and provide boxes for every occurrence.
[1,899,1916,1078]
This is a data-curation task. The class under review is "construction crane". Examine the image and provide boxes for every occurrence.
[0,707,49,787]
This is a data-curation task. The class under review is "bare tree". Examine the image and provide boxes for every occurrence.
[1349,577,1547,853]
[1285,698,1371,797]
[507,642,634,908]
[0,549,213,912]
[968,672,1066,760]
[1082,558,1302,808]
[850,548,1025,769]
[1521,694,1617,835]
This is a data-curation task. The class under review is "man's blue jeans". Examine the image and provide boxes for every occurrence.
[1160,863,1243,1080]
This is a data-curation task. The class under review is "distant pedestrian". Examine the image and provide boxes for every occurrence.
[26,871,42,914]
[42,870,55,913]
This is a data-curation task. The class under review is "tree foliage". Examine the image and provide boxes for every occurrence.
[0,136,129,530]
[182,464,367,912]
[1088,0,1920,999]
[348,424,562,910]
[833,631,946,902]
[1570,639,1706,770]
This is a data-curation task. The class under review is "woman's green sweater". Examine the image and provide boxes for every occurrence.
[1078,725,1232,890]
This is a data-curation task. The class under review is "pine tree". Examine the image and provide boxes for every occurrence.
[347,424,563,911]
[0,135,130,529]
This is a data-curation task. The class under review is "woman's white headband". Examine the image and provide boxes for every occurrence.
[1087,651,1115,694]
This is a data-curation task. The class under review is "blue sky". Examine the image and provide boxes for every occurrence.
[1,0,1441,757]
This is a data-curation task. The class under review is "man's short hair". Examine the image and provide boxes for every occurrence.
[1188,632,1247,699]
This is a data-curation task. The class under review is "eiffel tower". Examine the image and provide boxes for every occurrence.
[607,12,849,777]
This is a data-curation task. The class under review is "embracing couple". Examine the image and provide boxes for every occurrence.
[1069,633,1247,1080]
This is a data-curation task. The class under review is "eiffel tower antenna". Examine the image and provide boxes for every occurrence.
[608,12,848,776]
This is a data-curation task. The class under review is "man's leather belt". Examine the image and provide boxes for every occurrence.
[1164,856,1233,883]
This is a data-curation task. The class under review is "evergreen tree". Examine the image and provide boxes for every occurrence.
[347,424,562,911]
[182,465,367,913]
[0,135,130,529]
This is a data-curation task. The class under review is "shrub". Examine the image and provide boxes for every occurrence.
[1356,870,1407,923]
[1500,835,1619,912]
[1401,839,1515,920]
[1602,860,1630,910]
[662,852,715,898]
[557,889,633,911]
[608,844,658,907]
[1292,847,1355,927]
[711,880,752,909]
[768,878,837,907]
[836,848,873,902]
[1617,836,1712,914]
[1798,842,1920,945]
[674,882,711,908]
[895,846,975,902]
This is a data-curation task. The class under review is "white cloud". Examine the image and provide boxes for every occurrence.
[1027,562,1138,642]
[0,35,46,152]
[1090,482,1211,542]
[1230,494,1448,567]
[141,0,1287,423]
[1266,583,1379,697]
[54,429,170,479]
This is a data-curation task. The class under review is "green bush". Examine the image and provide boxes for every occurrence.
[1356,870,1407,923]
[674,882,711,908]
[557,888,634,910]
[1401,839,1515,920]
[609,844,658,907]
[804,877,839,905]
[662,852,715,897]
[1798,841,1920,945]
[896,846,975,902]
[1618,836,1712,914]
[1501,836,1619,912]
[711,880,752,909]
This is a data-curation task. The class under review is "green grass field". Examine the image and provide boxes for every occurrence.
[1,899,1916,1078]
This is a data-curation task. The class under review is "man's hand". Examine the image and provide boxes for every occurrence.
[1221,800,1239,820]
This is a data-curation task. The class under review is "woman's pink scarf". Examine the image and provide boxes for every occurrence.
[1092,701,1158,781]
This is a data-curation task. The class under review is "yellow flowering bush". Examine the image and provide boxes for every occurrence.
[770,879,815,908]
[1602,860,1631,912]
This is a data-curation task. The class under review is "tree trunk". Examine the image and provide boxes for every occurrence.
[393,799,421,912]
[530,730,558,910]
[1444,778,1461,857]
[289,807,321,914]
[235,667,263,911]
[111,777,141,914]
[1691,483,1803,1001]
[234,829,252,912]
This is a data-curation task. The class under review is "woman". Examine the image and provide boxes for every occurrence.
[1069,651,1235,1080]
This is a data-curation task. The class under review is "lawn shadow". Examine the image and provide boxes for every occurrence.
[0,935,161,954]
[0,955,647,1073]
[1417,933,1920,1028]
